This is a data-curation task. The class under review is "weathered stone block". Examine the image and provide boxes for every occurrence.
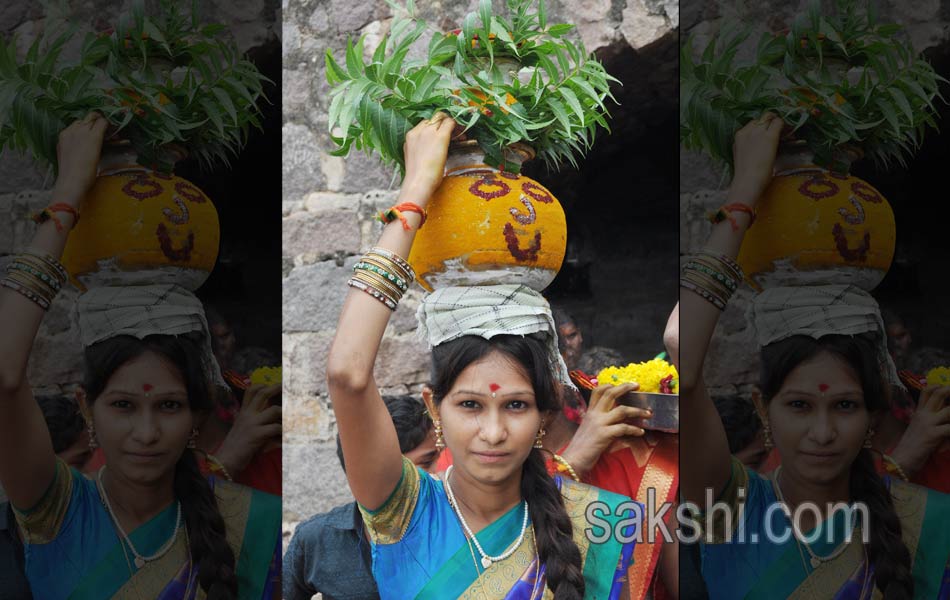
[282,207,361,257]
[283,440,353,522]
[282,257,358,332]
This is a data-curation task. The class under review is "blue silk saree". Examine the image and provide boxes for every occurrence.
[699,458,950,600]
[14,459,281,600]
[359,457,638,599]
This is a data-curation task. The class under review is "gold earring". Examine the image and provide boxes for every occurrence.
[87,422,98,450]
[188,428,199,449]
[864,428,874,449]
[762,420,773,450]
[534,425,545,449]
[434,420,445,450]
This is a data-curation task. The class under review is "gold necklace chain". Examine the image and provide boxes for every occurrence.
[773,466,856,569]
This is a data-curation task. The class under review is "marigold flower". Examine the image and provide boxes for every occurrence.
[597,359,679,394]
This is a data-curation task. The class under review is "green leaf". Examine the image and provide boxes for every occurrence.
[887,87,914,125]
[546,97,571,136]
[362,95,413,170]
[479,0,492,30]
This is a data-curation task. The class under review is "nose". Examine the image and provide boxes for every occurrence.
[806,409,837,445]
[477,410,508,446]
[130,409,161,445]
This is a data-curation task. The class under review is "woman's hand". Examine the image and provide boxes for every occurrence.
[214,384,283,475]
[890,385,950,476]
[54,113,109,205]
[730,112,783,203]
[559,382,652,478]
[400,112,457,202]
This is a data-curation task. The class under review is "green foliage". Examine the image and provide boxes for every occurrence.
[680,0,946,173]
[0,0,270,173]
[325,0,620,175]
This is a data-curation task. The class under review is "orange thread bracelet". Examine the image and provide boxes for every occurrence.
[377,202,428,231]
[31,203,80,233]
[707,203,756,232]
[723,202,756,224]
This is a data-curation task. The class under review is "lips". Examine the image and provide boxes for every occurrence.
[799,451,842,461]
[472,451,511,463]
[125,451,165,461]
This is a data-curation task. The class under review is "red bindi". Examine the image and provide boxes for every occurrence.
[489,383,500,392]
[818,383,829,392]
[143,384,154,392]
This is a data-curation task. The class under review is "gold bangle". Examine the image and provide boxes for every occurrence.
[882,454,909,482]
[553,454,580,482]
[354,264,407,299]
[351,270,403,303]
[204,453,233,482]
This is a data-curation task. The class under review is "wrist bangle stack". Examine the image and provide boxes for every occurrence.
[680,250,743,311]
[347,247,415,311]
[1,251,68,311]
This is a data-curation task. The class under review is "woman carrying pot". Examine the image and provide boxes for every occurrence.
[0,113,281,599]
[326,111,642,599]
[678,113,950,599]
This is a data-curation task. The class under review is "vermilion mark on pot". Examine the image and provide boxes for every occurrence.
[504,222,541,261]
[156,223,195,261]
[832,222,870,262]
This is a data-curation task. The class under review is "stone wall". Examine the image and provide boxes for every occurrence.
[680,0,950,398]
[282,0,678,540]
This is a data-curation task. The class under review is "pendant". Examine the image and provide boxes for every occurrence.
[810,556,820,569]
[481,556,492,569]
[134,556,146,569]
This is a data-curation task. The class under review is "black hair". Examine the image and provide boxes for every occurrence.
[759,333,913,599]
[336,394,433,472]
[711,395,761,455]
[430,334,585,599]
[83,333,238,600]
[551,308,577,331]
[35,394,85,454]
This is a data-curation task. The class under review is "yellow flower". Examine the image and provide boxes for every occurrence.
[249,366,282,386]
[926,366,950,386]
[596,359,679,394]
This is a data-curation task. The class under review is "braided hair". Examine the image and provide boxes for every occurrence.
[84,333,238,599]
[430,334,585,599]
[760,333,913,598]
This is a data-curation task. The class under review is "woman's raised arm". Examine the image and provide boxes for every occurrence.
[326,113,456,510]
[0,114,107,509]
[679,114,782,505]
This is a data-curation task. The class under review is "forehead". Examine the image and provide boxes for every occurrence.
[778,351,863,393]
[102,351,187,392]
[558,323,578,335]
[449,351,533,391]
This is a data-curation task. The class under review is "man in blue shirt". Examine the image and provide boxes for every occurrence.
[283,395,439,600]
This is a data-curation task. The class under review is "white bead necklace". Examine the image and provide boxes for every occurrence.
[773,466,857,569]
[97,466,182,569]
[444,465,529,570]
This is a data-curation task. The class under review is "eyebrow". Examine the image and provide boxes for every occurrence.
[451,389,535,397]
[102,390,187,398]
[780,389,863,398]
